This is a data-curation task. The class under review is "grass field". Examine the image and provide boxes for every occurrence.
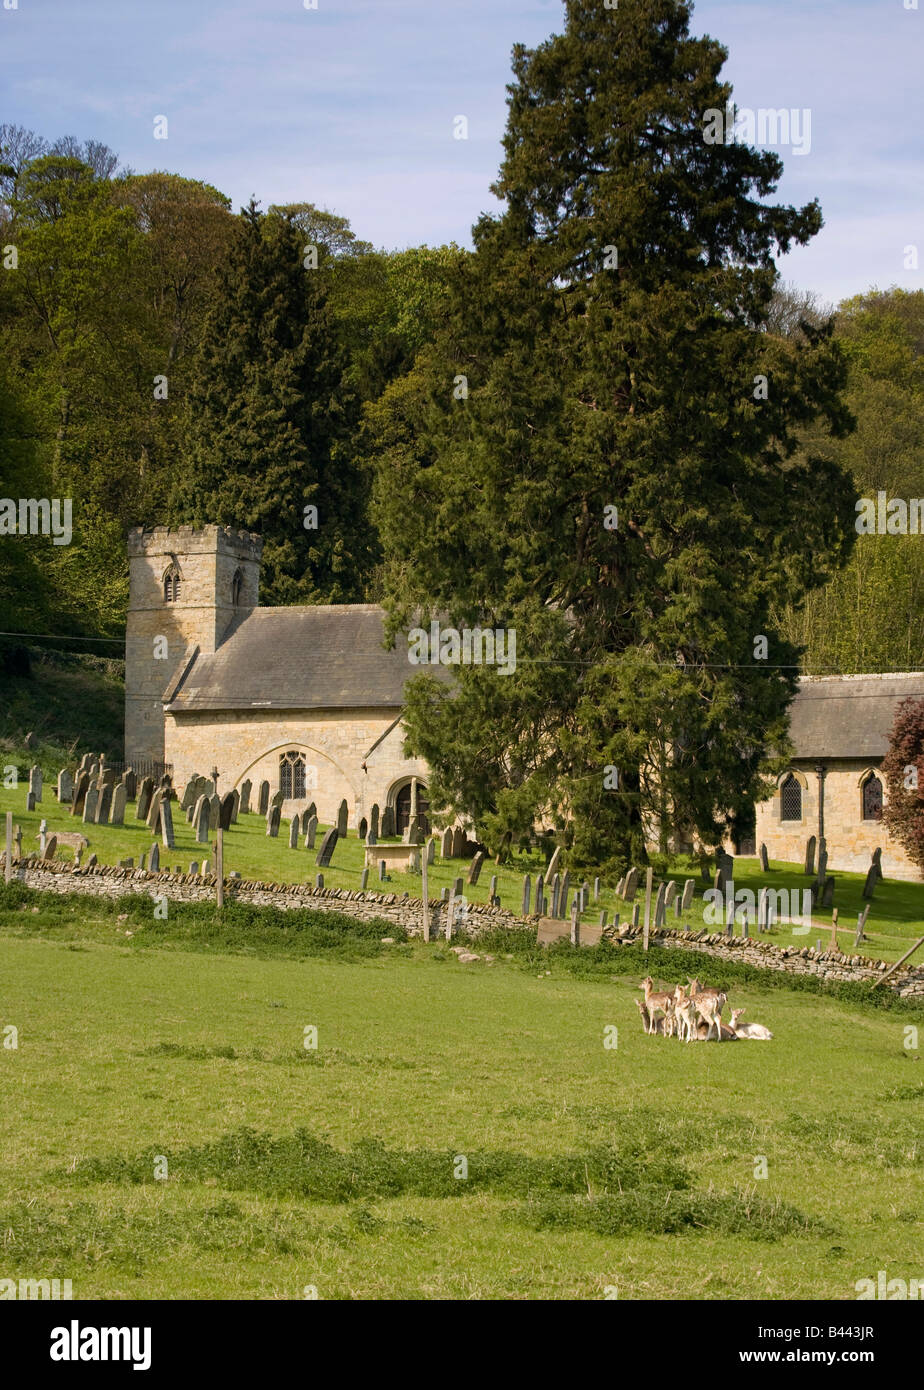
[3,782,923,963]
[0,885,921,1300]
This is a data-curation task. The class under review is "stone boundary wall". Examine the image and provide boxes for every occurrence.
[5,858,924,998]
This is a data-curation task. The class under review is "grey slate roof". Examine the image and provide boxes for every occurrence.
[789,673,924,760]
[165,605,422,712]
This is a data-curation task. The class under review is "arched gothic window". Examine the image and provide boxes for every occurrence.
[779,773,802,822]
[163,563,181,603]
[862,774,883,822]
[279,751,306,800]
[232,568,243,606]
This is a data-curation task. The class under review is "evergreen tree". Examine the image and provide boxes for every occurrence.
[176,201,371,604]
[370,0,855,866]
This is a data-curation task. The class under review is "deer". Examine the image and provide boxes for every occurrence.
[728,1008,773,1040]
[635,998,666,1035]
[687,978,727,1042]
[673,995,699,1043]
[638,977,675,1036]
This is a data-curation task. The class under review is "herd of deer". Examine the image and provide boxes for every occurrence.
[636,976,773,1041]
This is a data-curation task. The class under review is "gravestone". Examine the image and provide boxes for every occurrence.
[716,850,734,892]
[123,769,137,800]
[358,817,368,841]
[230,789,240,824]
[653,881,667,929]
[28,765,42,803]
[43,835,57,861]
[382,806,396,839]
[315,827,339,867]
[139,852,147,870]
[580,881,589,910]
[861,866,877,900]
[664,881,679,909]
[759,842,769,872]
[559,871,570,918]
[305,802,317,823]
[854,904,870,947]
[146,789,163,832]
[681,878,695,912]
[804,835,816,875]
[315,874,324,890]
[258,781,270,816]
[71,773,89,818]
[57,769,73,804]
[220,792,235,832]
[441,827,453,858]
[82,788,98,824]
[522,874,531,915]
[266,805,281,838]
[495,830,512,865]
[181,779,199,812]
[871,846,883,881]
[546,845,562,879]
[468,851,485,885]
[160,798,175,849]
[337,800,349,837]
[26,792,36,812]
[593,876,600,903]
[110,783,127,827]
[821,877,835,908]
[379,860,387,882]
[489,874,498,900]
[95,784,112,824]
[757,885,769,932]
[370,804,380,840]
[406,814,422,845]
[136,777,154,821]
[194,797,210,844]
[451,826,464,858]
[535,873,545,916]
[426,837,435,865]
[149,844,160,873]
[361,868,369,890]
[304,815,318,849]
[205,793,220,830]
[624,867,639,901]
[288,815,300,849]
[452,877,464,898]
[85,853,97,868]
[550,873,561,918]
[190,862,199,876]
[239,780,252,816]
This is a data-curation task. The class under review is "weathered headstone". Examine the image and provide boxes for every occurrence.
[315,827,338,867]
[193,797,209,844]
[821,877,835,908]
[664,881,679,909]
[653,881,667,929]
[358,817,368,841]
[560,871,570,918]
[804,834,816,875]
[56,769,73,804]
[468,851,485,885]
[382,805,396,839]
[110,783,127,827]
[230,789,240,824]
[190,862,199,876]
[441,827,453,858]
[535,873,545,916]
[160,798,175,849]
[136,777,154,821]
[379,860,387,882]
[370,804,380,840]
[453,876,464,898]
[716,850,734,892]
[361,867,369,889]
[82,787,98,823]
[304,815,318,849]
[28,765,42,803]
[288,814,300,849]
[95,784,112,824]
[26,791,36,812]
[315,873,324,890]
[681,878,695,912]
[86,853,98,868]
[489,873,498,900]
[522,874,531,915]
[337,799,348,836]
[43,835,57,861]
[816,844,828,887]
[546,845,562,879]
[593,877,600,903]
[624,867,639,901]
[271,790,285,812]
[759,842,769,872]
[258,781,270,816]
[149,843,160,873]
[304,801,317,823]
[854,904,870,947]
[208,793,221,830]
[450,825,464,858]
[71,773,89,817]
[871,846,883,881]
[266,805,281,838]
[123,769,137,800]
[181,779,199,812]
[146,789,163,831]
[239,780,252,816]
[551,872,561,918]
[219,792,235,832]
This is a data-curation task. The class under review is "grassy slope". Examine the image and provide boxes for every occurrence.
[0,654,124,775]
[2,780,922,962]
[0,894,921,1300]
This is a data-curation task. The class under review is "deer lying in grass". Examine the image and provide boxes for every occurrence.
[728,1008,773,1040]
[638,977,675,1035]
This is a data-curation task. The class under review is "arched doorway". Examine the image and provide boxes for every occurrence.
[395,782,429,836]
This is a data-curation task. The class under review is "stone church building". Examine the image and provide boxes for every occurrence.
[125,525,432,835]
[125,524,923,879]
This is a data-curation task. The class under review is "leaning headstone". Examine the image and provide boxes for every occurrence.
[681,878,695,912]
[95,784,112,825]
[258,781,270,816]
[453,876,464,898]
[304,801,317,823]
[580,880,589,910]
[43,835,57,861]
[160,798,175,849]
[546,845,562,879]
[664,881,679,910]
[757,885,769,932]
[146,789,163,832]
[194,797,210,844]
[871,846,883,882]
[624,867,639,901]
[82,787,98,824]
[136,777,154,821]
[804,835,816,875]
[219,792,235,832]
[450,826,464,858]
[337,800,349,837]
[468,851,485,885]
[85,853,98,869]
[266,805,281,838]
[315,827,338,867]
[861,864,877,900]
[759,842,769,872]
[288,815,300,849]
[522,874,531,915]
[271,790,285,812]
[854,904,870,947]
[110,783,127,827]
[370,804,380,839]
[56,769,73,804]
[382,806,396,839]
[71,773,89,817]
[181,779,199,812]
[123,768,137,800]
[304,815,318,849]
[239,780,252,816]
[149,843,160,873]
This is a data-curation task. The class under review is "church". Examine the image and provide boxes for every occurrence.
[124,524,923,880]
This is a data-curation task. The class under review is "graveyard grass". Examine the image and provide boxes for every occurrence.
[0,887,921,1300]
[2,784,923,964]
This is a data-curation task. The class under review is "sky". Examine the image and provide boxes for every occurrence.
[1,0,922,307]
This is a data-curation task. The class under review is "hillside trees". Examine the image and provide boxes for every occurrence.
[367,0,856,865]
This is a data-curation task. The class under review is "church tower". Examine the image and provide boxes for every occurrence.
[125,525,262,766]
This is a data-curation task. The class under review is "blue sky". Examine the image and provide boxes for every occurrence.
[2,0,921,306]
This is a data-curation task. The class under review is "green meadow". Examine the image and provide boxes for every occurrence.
[0,883,921,1300]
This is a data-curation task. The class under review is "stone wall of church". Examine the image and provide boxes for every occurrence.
[754,758,919,880]
[164,706,430,829]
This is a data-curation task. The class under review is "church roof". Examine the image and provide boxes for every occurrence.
[164,605,424,712]
[789,673,924,760]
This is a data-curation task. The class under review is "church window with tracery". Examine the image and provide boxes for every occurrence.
[862,774,883,822]
[163,564,181,603]
[279,751,306,799]
[779,773,802,822]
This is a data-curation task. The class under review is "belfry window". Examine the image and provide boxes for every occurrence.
[862,774,883,822]
[163,564,181,603]
[279,751,306,800]
[232,568,243,606]
[779,773,802,822]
